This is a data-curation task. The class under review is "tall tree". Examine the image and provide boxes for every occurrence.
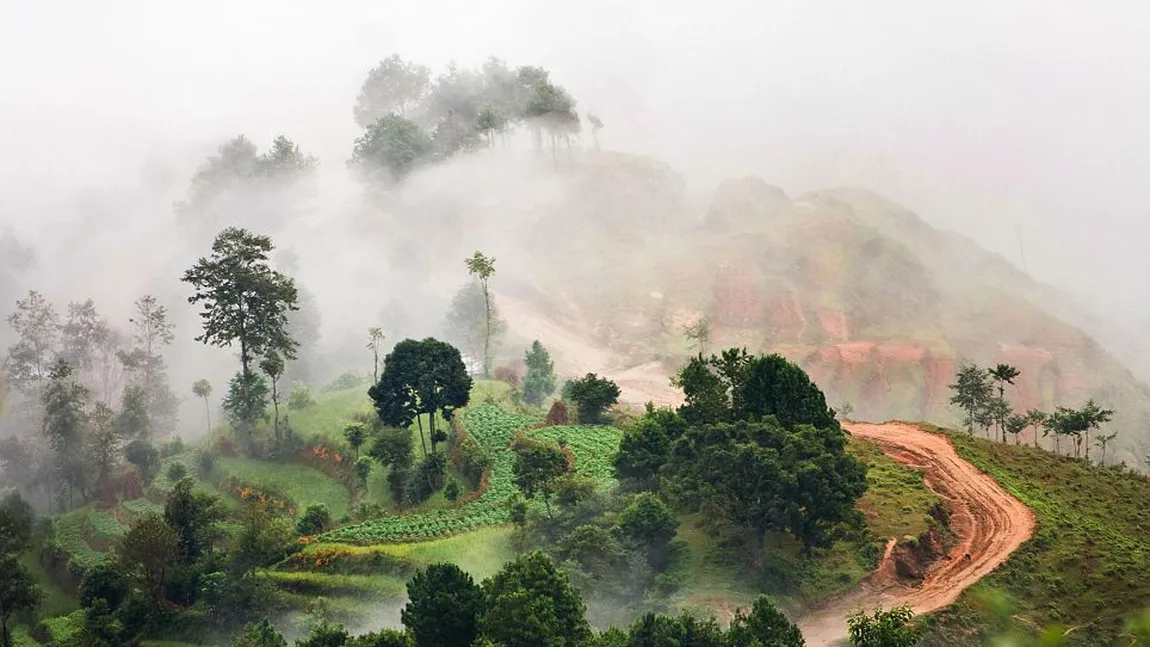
[1025,409,1047,448]
[121,295,178,434]
[0,492,39,647]
[260,352,285,440]
[682,317,710,356]
[445,281,506,372]
[512,438,570,518]
[350,114,432,182]
[1079,399,1114,464]
[367,327,386,382]
[87,402,122,490]
[1094,431,1119,465]
[193,379,213,432]
[164,478,225,565]
[587,114,603,151]
[987,364,1021,442]
[59,299,106,377]
[183,228,298,435]
[120,513,178,609]
[368,338,471,456]
[479,551,590,647]
[401,563,484,647]
[41,359,89,509]
[948,363,993,435]
[354,54,432,127]
[464,252,496,378]
[4,290,59,395]
[521,341,557,407]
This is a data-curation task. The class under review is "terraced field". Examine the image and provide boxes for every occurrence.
[318,405,622,545]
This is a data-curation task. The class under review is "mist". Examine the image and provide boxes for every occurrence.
[3,0,1150,430]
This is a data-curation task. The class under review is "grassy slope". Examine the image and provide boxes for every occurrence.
[677,435,941,616]
[921,428,1150,646]
[215,457,351,519]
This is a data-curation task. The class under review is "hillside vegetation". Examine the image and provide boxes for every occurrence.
[922,427,1150,645]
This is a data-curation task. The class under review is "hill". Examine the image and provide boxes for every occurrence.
[438,155,1150,467]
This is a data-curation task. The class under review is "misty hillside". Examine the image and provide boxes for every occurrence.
[446,154,1150,468]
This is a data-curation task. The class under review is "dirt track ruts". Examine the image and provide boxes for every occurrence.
[796,421,1036,646]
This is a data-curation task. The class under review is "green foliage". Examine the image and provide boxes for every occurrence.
[120,513,178,607]
[78,560,130,610]
[164,478,225,564]
[289,382,316,410]
[125,439,160,483]
[728,597,806,647]
[949,363,994,435]
[848,606,919,647]
[343,424,367,459]
[0,556,40,646]
[222,370,270,433]
[922,429,1150,645]
[444,480,461,502]
[479,551,590,647]
[614,408,686,490]
[445,281,507,376]
[668,419,867,550]
[521,341,556,407]
[216,458,351,519]
[233,619,287,647]
[323,374,367,394]
[368,338,472,454]
[674,349,836,430]
[4,290,59,394]
[402,563,484,647]
[297,504,333,536]
[354,54,432,128]
[512,438,570,517]
[618,493,677,569]
[350,115,432,180]
[562,374,620,424]
[42,358,90,508]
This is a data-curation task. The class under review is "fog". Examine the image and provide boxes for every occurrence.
[2,0,1150,413]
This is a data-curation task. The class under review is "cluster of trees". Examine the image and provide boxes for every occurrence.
[351,55,595,178]
[948,363,1117,464]
[615,349,868,552]
[234,552,819,647]
[0,291,179,511]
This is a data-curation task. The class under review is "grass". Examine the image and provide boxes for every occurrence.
[302,525,515,580]
[921,429,1150,646]
[19,551,76,618]
[54,506,105,570]
[262,571,407,598]
[215,457,351,519]
[847,436,941,540]
[288,387,373,445]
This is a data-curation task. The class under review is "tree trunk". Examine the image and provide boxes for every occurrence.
[203,397,211,433]
[482,279,491,379]
[1084,430,1091,463]
[2,612,10,647]
[416,415,427,456]
[271,380,280,441]
[429,409,437,453]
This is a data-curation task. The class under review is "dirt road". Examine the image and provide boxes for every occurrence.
[796,421,1036,645]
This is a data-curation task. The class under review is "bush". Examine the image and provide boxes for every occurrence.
[197,451,217,478]
[562,374,621,424]
[444,480,461,502]
[323,373,368,393]
[161,436,185,458]
[124,440,159,483]
[288,382,315,410]
[454,434,491,489]
[166,462,188,482]
[296,504,332,536]
[404,454,448,506]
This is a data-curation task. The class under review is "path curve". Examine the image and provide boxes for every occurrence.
[796,421,1036,646]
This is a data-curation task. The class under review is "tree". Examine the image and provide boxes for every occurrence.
[1005,413,1028,446]
[464,252,497,378]
[60,299,108,376]
[4,290,59,394]
[986,396,1012,443]
[121,513,178,609]
[354,457,372,490]
[124,439,159,483]
[1025,409,1047,448]
[354,54,432,126]
[987,364,1020,442]
[727,597,805,647]
[614,409,685,490]
[122,295,178,432]
[234,619,287,647]
[259,352,285,440]
[350,114,432,182]
[221,370,270,435]
[1094,431,1119,465]
[618,493,677,569]
[296,503,332,536]
[512,438,570,518]
[367,327,386,382]
[682,317,710,356]
[587,113,603,150]
[164,478,225,565]
[78,559,130,610]
[368,338,471,456]
[445,281,506,372]
[0,557,39,647]
[1079,399,1114,464]
[401,563,484,647]
[847,606,920,647]
[563,374,620,424]
[0,491,34,557]
[182,228,298,435]
[87,402,122,489]
[116,384,152,441]
[193,379,213,432]
[668,419,867,551]
[479,551,590,647]
[521,341,557,407]
[343,423,366,460]
[476,104,508,148]
[41,359,89,509]
[949,363,993,435]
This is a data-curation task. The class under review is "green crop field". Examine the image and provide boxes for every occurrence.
[215,457,351,519]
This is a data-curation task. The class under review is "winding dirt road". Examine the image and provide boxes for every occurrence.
[796,422,1036,645]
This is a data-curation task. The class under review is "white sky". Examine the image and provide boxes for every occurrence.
[2,0,1149,321]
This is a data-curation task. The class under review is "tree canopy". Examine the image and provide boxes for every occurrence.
[368,338,471,454]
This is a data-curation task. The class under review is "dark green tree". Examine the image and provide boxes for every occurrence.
[0,556,40,647]
[522,341,557,407]
[847,606,919,647]
[949,363,993,435]
[124,439,159,483]
[164,477,225,564]
[221,370,270,434]
[563,374,620,424]
[260,352,285,440]
[343,422,366,460]
[987,364,1020,442]
[368,338,471,456]
[121,295,178,434]
[512,438,570,518]
[120,513,178,609]
[233,619,287,647]
[618,493,677,570]
[78,559,130,610]
[41,359,89,509]
[464,251,496,378]
[296,503,331,536]
[727,597,805,647]
[614,408,685,490]
[296,620,349,647]
[479,551,590,647]
[401,563,484,647]
[182,228,298,435]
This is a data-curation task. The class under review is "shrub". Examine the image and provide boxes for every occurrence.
[166,461,188,482]
[296,504,332,536]
[323,373,367,393]
[455,434,491,489]
[445,480,461,502]
[161,436,185,458]
[288,382,315,410]
[197,451,217,478]
[562,374,621,424]
[124,440,159,483]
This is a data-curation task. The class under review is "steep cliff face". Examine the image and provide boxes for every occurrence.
[469,155,1147,467]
